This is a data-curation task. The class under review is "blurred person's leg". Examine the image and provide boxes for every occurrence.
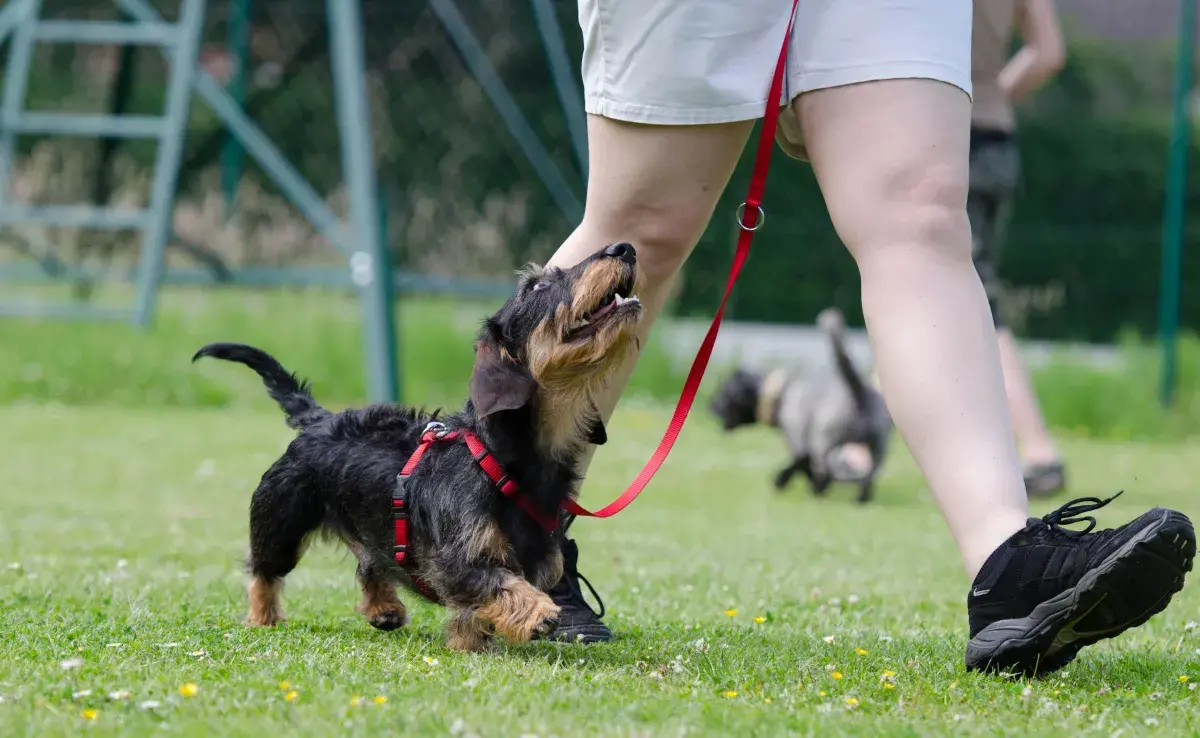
[967,129,1065,495]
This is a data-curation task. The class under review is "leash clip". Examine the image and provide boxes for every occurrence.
[422,420,448,439]
[735,202,765,232]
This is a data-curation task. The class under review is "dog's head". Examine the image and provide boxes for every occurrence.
[468,242,643,453]
[709,368,762,431]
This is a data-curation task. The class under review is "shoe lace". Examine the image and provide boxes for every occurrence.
[1039,491,1124,535]
[557,514,606,619]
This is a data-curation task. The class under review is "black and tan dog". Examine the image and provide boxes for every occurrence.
[193,242,642,651]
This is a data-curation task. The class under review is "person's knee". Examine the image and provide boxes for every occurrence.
[835,159,971,265]
[587,196,713,283]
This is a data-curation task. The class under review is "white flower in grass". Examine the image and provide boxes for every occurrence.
[1185,620,1198,632]
[187,650,207,657]
[72,690,92,699]
[138,700,161,710]
[108,690,132,701]
[105,643,123,649]
[158,643,180,648]
[6,562,20,570]
[823,635,836,644]
[847,594,860,605]
[1145,718,1160,727]
[60,658,83,670]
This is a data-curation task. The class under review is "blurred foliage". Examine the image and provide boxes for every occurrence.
[1,3,1196,344]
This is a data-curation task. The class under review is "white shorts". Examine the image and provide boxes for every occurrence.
[578,0,972,159]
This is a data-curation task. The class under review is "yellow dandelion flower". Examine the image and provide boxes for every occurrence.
[81,709,99,720]
[855,648,869,656]
[350,696,364,707]
[279,681,291,691]
[372,695,387,705]
[832,672,844,680]
[179,683,199,697]
[724,609,738,617]
[844,697,860,707]
[753,616,766,624]
[724,691,738,698]
[819,690,827,697]
[948,681,958,690]
[764,697,773,703]
[284,691,299,702]
[883,670,896,678]
[1180,675,1190,683]
[884,683,895,690]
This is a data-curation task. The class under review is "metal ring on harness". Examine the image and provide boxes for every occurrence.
[736,202,765,232]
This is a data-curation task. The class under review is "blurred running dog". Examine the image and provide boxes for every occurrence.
[709,308,892,503]
[194,242,643,651]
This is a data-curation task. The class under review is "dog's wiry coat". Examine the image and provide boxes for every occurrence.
[194,243,642,651]
[710,307,893,503]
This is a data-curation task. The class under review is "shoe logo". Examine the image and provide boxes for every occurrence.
[972,588,991,597]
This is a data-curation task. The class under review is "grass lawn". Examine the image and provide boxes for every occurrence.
[1,401,1199,736]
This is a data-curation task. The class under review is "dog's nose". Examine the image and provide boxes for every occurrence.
[604,241,636,264]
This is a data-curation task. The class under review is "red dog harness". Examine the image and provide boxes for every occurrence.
[393,422,558,601]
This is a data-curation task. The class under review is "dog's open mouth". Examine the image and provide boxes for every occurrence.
[566,276,639,341]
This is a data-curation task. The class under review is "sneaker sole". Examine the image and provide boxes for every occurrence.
[965,508,1195,676]
[544,623,614,644]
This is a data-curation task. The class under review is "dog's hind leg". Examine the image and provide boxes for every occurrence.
[351,546,409,631]
[856,476,875,504]
[244,463,323,627]
[773,456,807,492]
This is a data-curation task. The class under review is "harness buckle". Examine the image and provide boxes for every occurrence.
[423,420,448,439]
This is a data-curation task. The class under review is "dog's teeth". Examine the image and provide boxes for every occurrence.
[614,294,639,307]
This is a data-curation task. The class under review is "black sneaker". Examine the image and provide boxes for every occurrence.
[1024,460,1067,498]
[965,492,1194,676]
[544,519,612,644]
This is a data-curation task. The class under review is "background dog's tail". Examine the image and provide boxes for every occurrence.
[816,308,872,412]
[192,342,331,430]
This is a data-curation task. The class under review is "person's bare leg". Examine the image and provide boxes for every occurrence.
[542,115,751,643]
[997,328,1059,465]
[547,115,754,484]
[796,79,1028,578]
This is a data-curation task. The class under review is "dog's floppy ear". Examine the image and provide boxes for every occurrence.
[469,329,537,419]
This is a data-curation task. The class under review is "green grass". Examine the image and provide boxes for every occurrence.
[5,286,1200,443]
[1,402,1199,736]
[0,287,689,411]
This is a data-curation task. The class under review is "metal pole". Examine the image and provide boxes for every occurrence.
[529,0,587,182]
[429,0,583,223]
[1158,0,1196,408]
[221,0,250,220]
[132,0,207,327]
[327,0,398,403]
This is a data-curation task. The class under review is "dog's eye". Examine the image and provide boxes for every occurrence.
[531,281,548,292]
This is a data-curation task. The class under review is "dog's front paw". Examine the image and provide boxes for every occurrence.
[531,607,560,639]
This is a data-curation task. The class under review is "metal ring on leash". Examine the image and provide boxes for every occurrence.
[736,202,766,232]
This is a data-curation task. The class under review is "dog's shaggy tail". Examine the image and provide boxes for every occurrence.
[816,308,873,413]
[192,342,332,430]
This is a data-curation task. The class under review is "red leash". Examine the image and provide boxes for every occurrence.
[561,0,799,520]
